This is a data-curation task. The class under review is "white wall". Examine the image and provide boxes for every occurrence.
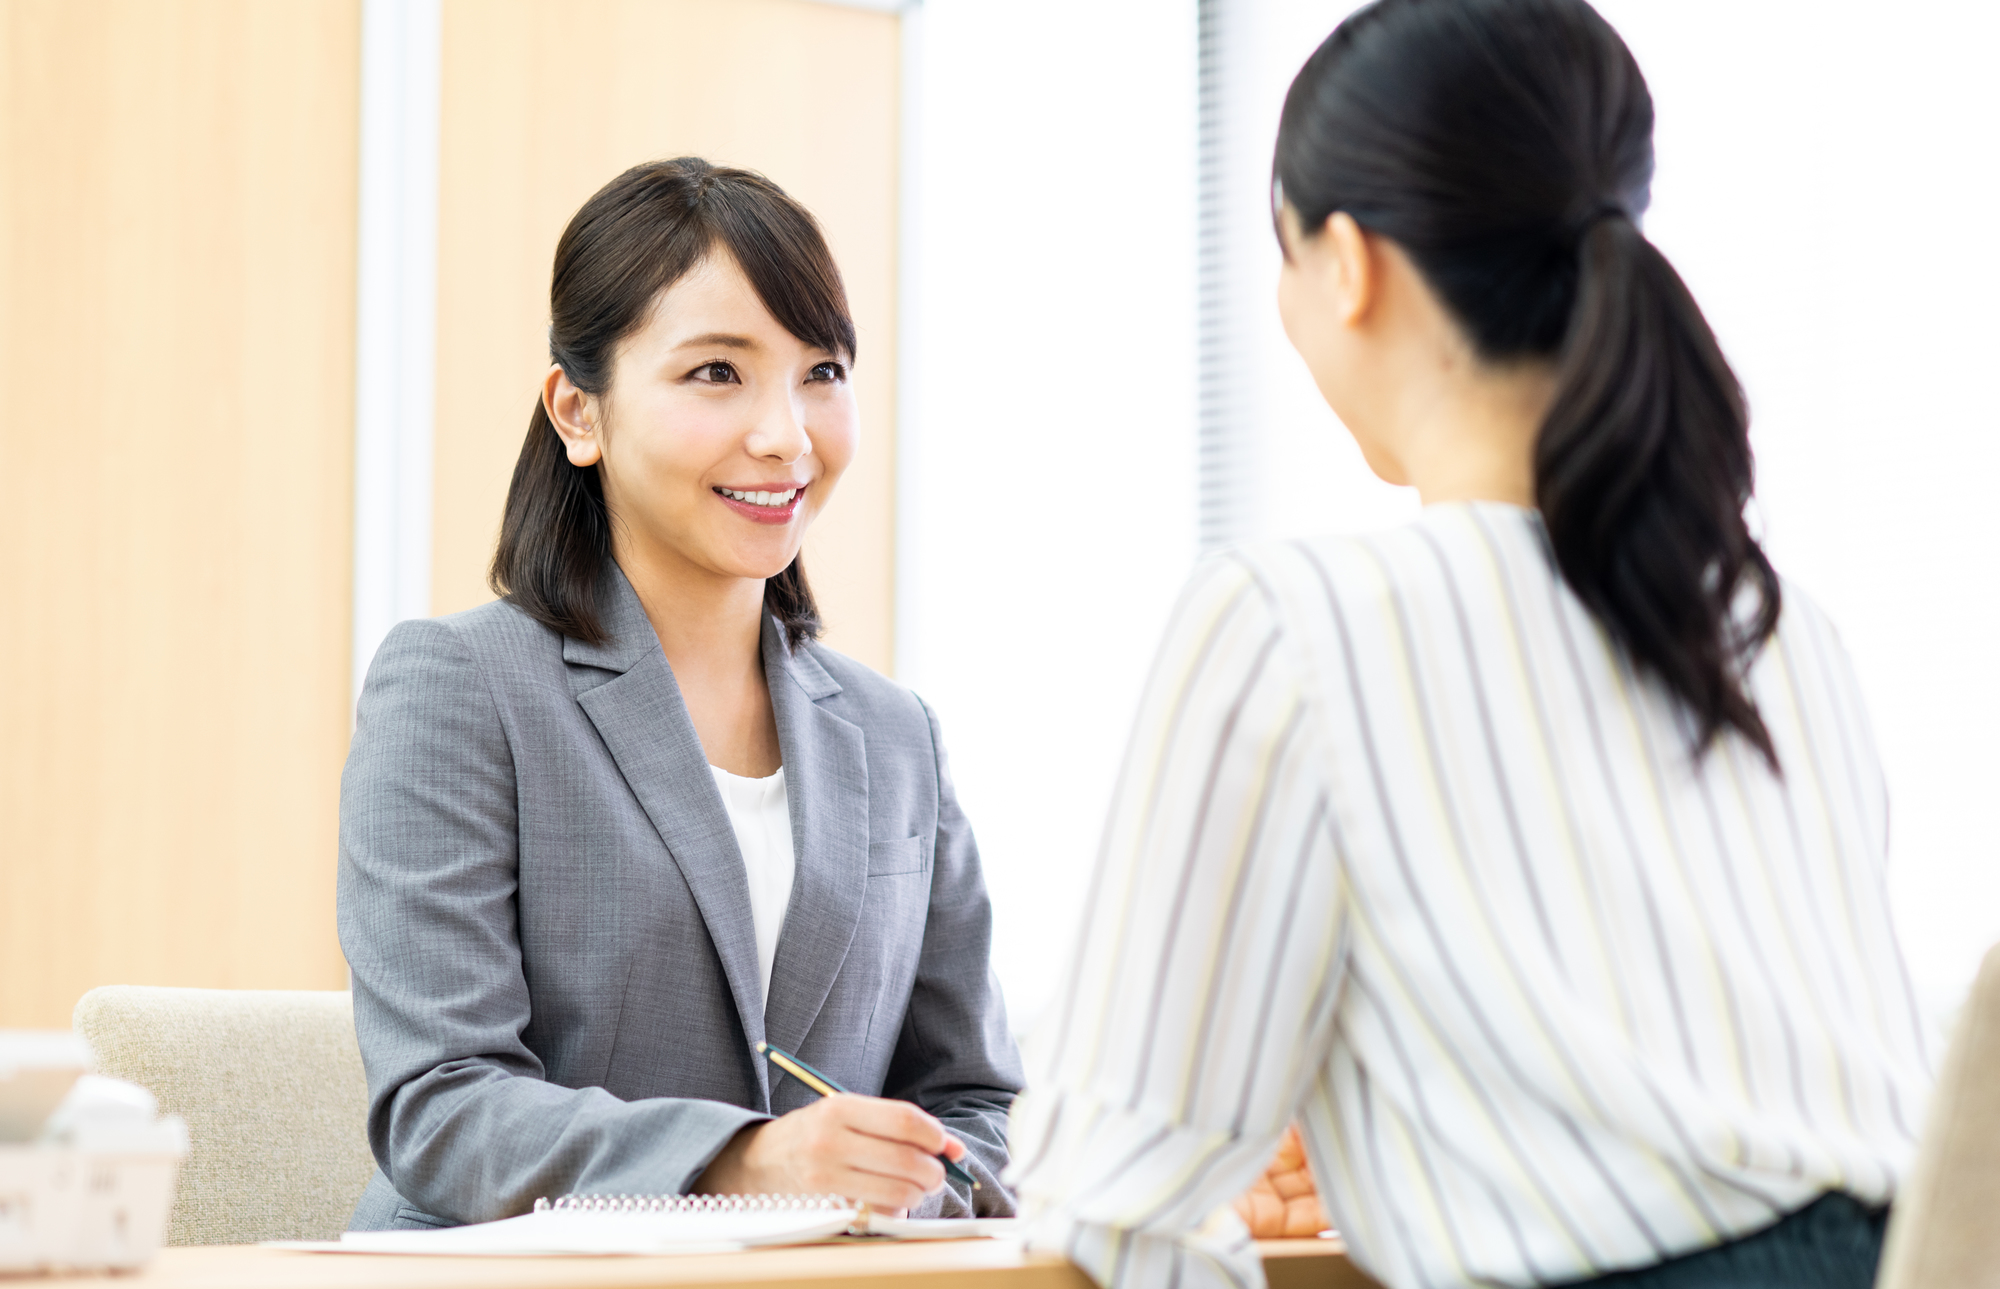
[897,0,1200,1032]
[1200,0,1408,549]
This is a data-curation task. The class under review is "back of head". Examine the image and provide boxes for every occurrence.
[1276,0,1782,765]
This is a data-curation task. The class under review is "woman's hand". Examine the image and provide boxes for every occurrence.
[694,1094,969,1212]
[1232,1125,1329,1238]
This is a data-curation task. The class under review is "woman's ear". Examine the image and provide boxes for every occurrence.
[542,365,602,467]
[1324,211,1377,329]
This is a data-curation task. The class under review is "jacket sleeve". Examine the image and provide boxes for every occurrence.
[338,618,765,1226]
[877,698,1028,1217]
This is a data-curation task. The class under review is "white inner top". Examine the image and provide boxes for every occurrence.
[709,764,795,1004]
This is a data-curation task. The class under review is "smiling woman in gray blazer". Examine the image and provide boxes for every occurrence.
[338,158,1022,1231]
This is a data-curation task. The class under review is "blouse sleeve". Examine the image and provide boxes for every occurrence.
[1007,554,1349,1288]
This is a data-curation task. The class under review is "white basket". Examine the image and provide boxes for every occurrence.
[0,1126,186,1274]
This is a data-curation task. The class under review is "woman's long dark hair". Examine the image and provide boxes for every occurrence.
[490,157,856,649]
[1275,0,1781,765]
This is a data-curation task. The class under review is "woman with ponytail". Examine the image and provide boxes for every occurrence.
[338,159,1020,1231]
[1009,3,1929,1286]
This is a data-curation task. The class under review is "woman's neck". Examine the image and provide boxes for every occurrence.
[1392,354,1555,510]
[613,535,781,776]
[618,546,764,664]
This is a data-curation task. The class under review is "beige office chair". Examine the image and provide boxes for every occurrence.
[1876,944,2000,1289]
[72,986,376,1245]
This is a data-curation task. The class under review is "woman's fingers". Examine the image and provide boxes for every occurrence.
[1233,1185,1284,1236]
[1233,1125,1329,1237]
[1271,1126,1310,1172]
[835,1094,951,1155]
[1233,1173,1330,1237]
[1283,1192,1329,1237]
[740,1094,956,1208]
[830,1165,932,1212]
[837,1120,948,1193]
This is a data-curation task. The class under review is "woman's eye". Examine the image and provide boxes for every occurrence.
[691,361,738,384]
[808,361,846,383]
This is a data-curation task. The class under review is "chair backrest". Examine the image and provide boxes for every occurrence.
[72,986,375,1246]
[1876,945,2000,1289]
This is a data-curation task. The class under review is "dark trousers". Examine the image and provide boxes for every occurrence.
[1561,1193,1888,1289]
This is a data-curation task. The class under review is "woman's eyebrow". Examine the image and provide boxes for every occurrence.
[673,332,758,350]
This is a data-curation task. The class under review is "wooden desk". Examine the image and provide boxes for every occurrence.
[53,1238,1377,1289]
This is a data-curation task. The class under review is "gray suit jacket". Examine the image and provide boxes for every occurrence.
[337,569,1023,1229]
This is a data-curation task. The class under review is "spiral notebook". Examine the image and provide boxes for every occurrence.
[271,1194,1017,1257]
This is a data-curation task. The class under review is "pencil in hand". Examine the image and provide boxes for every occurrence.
[756,1042,981,1192]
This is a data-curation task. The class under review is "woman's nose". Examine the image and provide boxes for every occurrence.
[746,394,812,461]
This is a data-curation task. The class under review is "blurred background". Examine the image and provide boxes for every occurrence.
[2,0,1995,1041]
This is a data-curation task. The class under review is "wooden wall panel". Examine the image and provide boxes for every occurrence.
[0,1,359,1026]
[432,0,901,673]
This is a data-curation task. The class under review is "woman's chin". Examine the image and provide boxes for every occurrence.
[711,548,806,583]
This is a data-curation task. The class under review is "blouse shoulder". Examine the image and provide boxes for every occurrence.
[1759,573,1869,706]
[1769,573,1841,645]
[1212,516,1448,634]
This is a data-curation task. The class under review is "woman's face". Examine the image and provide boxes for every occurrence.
[581,252,857,584]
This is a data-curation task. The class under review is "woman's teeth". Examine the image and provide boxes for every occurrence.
[719,487,798,507]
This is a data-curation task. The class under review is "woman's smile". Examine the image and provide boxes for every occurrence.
[713,482,807,524]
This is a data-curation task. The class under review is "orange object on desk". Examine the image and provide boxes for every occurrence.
[49,1237,1377,1289]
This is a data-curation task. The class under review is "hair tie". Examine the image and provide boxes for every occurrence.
[1576,202,1630,238]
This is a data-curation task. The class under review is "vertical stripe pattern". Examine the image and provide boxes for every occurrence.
[1008,502,1932,1289]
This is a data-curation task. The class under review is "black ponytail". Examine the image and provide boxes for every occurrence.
[495,397,614,643]
[1541,213,1779,762]
[1275,0,1780,765]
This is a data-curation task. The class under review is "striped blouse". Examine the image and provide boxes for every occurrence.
[1007,501,1933,1289]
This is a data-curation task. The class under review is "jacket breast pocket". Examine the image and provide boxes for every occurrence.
[867,835,928,878]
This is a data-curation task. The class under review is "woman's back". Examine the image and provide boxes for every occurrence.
[1269,503,1925,1280]
[1013,506,1931,1287]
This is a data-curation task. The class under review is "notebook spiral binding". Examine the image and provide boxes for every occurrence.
[533,1193,851,1215]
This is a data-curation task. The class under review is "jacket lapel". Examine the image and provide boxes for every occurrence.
[760,617,872,1063]
[567,569,771,1103]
